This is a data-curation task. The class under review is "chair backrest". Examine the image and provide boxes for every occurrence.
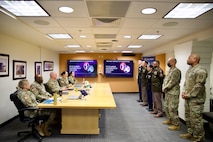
[10,90,30,122]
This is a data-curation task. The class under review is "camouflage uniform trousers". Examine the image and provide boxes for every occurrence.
[164,93,179,125]
[39,109,56,125]
[142,86,148,103]
[185,100,205,141]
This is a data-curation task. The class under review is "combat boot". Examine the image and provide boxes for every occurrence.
[180,133,193,139]
[162,120,171,125]
[168,125,180,131]
[35,125,45,136]
[41,123,52,136]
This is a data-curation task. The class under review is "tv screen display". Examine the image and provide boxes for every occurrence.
[104,60,134,77]
[67,60,97,77]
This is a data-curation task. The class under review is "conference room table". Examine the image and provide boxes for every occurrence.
[38,83,116,134]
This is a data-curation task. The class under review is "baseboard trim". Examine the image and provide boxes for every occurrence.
[0,115,18,128]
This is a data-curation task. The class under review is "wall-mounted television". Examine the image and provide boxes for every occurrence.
[67,60,97,77]
[104,60,134,77]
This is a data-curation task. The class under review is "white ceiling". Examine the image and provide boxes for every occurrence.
[0,0,213,54]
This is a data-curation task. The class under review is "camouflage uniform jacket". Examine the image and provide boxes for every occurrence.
[47,78,61,93]
[162,67,181,95]
[182,64,208,103]
[59,77,69,87]
[68,76,77,85]
[30,81,51,101]
[141,67,148,87]
[17,89,38,118]
[151,66,164,92]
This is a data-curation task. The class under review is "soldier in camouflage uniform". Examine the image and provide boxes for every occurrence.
[137,60,143,102]
[141,61,148,106]
[59,71,71,87]
[180,54,207,142]
[162,58,181,130]
[68,71,78,85]
[150,60,164,117]
[47,71,67,93]
[17,79,56,136]
[30,74,52,102]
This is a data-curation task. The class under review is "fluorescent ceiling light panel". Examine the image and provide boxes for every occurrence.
[122,50,133,53]
[138,34,162,39]
[66,45,81,48]
[124,35,131,39]
[75,50,86,53]
[0,8,17,19]
[127,45,142,48]
[0,0,49,16]
[47,34,72,39]
[80,35,87,38]
[164,3,213,18]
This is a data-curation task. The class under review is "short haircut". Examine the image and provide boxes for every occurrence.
[18,79,28,89]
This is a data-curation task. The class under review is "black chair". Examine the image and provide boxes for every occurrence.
[10,90,44,142]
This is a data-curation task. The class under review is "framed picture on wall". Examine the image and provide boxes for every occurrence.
[35,62,42,75]
[0,54,9,77]
[13,60,27,80]
[43,61,54,71]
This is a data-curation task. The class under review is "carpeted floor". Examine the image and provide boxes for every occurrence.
[0,93,212,142]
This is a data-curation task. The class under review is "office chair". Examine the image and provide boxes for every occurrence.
[10,90,46,142]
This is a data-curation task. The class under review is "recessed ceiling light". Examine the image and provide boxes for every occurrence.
[124,35,131,39]
[127,45,142,48]
[0,0,49,16]
[141,8,156,14]
[59,6,74,13]
[47,34,72,39]
[164,3,213,18]
[138,34,162,39]
[66,45,81,48]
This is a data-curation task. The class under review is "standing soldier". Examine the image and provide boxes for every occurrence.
[141,61,148,106]
[162,58,181,130]
[30,74,52,102]
[180,54,207,142]
[137,60,143,102]
[146,64,153,111]
[150,60,164,117]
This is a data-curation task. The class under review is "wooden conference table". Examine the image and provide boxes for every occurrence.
[38,83,116,134]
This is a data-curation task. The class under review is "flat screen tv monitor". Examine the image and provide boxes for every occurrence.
[67,60,97,78]
[104,60,134,77]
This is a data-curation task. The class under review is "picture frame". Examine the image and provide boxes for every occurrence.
[13,60,27,80]
[35,62,42,75]
[0,54,9,77]
[43,61,54,71]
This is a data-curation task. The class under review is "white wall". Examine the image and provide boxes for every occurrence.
[174,41,193,120]
[0,34,59,125]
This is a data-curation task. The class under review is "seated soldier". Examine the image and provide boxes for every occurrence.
[46,71,67,94]
[68,71,78,85]
[30,74,52,102]
[17,79,56,137]
[59,71,72,88]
